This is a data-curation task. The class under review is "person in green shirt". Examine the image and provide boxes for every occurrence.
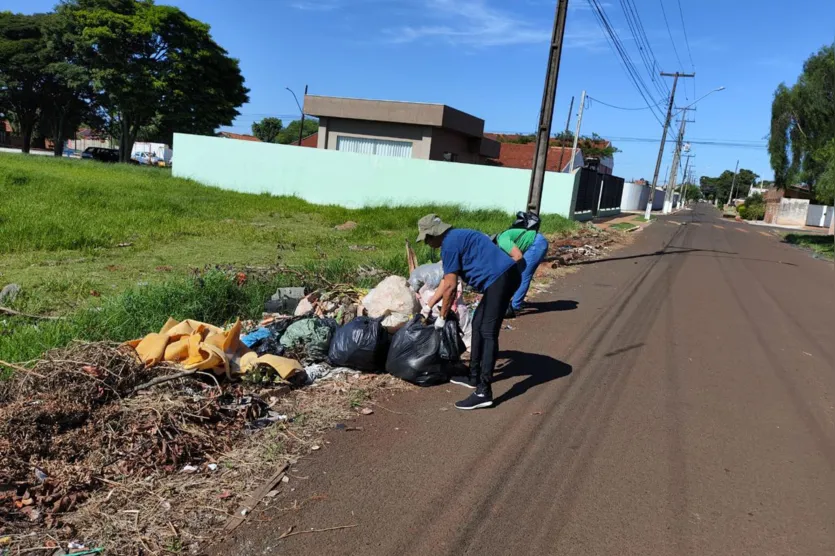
[496,227,549,318]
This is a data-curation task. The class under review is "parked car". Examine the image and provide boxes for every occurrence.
[131,152,159,165]
[81,147,119,163]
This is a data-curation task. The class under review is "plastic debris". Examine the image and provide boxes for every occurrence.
[362,276,420,333]
[328,317,390,372]
[408,262,444,291]
[279,318,335,362]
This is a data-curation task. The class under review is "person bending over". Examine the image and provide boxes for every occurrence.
[416,214,521,410]
[495,227,549,318]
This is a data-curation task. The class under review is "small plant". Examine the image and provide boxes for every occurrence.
[349,388,369,408]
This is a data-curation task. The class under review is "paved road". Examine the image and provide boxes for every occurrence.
[216,204,834,555]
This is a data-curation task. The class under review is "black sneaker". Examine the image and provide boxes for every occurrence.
[455,389,493,410]
[505,306,517,319]
[450,375,477,389]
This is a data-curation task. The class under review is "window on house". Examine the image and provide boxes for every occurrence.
[336,136,413,158]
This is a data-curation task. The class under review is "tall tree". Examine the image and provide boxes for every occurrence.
[0,12,50,154]
[59,0,249,161]
[277,118,318,144]
[251,117,283,143]
[768,43,835,201]
[700,168,759,202]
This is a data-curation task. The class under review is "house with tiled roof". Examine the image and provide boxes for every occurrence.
[218,131,261,142]
[484,133,614,175]
[290,132,319,147]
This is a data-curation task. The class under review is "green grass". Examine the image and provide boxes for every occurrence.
[610,222,637,231]
[0,153,576,364]
[632,215,653,222]
[784,233,834,259]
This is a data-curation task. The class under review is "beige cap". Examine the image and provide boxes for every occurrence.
[416,213,452,242]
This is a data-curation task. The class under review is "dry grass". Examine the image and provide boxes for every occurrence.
[0,343,411,555]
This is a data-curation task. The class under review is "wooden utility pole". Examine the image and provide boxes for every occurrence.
[644,72,695,220]
[527,0,570,214]
[569,90,586,173]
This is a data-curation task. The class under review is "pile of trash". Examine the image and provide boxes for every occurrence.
[548,225,614,266]
[0,265,472,550]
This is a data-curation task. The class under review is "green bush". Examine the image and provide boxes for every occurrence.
[737,205,748,219]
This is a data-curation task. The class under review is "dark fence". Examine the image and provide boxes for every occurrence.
[573,168,624,216]
[599,174,624,211]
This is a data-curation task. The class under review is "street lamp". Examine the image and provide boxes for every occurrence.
[673,86,725,116]
[285,85,308,146]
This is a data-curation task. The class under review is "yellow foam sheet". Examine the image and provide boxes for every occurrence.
[127,318,302,378]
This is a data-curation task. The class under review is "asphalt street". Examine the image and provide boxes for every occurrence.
[215,203,834,556]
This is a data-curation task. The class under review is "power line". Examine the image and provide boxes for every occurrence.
[585,0,667,127]
[620,0,671,100]
[658,0,687,97]
[675,0,697,99]
[676,0,695,68]
[605,136,767,149]
[587,96,665,111]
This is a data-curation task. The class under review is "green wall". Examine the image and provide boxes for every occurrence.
[173,133,579,216]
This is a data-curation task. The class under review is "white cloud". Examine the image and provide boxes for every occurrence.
[384,0,549,47]
[289,0,344,11]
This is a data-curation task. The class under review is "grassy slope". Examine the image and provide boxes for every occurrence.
[0,153,576,363]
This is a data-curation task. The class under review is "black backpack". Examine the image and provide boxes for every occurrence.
[511,211,541,231]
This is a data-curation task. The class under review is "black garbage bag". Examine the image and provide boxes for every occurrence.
[328,317,390,372]
[252,336,285,357]
[438,315,466,361]
[385,316,449,387]
[511,210,542,231]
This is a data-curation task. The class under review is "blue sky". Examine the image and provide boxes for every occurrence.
[10,0,835,182]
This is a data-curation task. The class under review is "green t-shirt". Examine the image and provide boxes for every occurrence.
[497,229,536,255]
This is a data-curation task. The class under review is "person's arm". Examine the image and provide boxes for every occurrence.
[425,272,457,318]
[508,245,524,262]
[498,231,524,261]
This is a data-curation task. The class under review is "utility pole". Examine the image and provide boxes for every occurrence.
[664,108,694,213]
[527,0,570,214]
[297,84,308,147]
[556,95,574,172]
[644,72,695,220]
[726,160,739,205]
[568,90,586,173]
[680,153,694,205]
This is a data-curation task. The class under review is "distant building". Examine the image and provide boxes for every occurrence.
[302,95,500,164]
[290,132,319,148]
[218,131,261,142]
[483,133,614,174]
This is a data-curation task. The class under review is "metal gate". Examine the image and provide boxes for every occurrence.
[574,168,601,216]
[599,174,624,211]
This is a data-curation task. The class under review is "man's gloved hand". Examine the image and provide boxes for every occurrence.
[433,316,446,329]
[420,305,432,319]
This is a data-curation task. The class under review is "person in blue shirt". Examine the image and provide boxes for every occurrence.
[417,214,521,410]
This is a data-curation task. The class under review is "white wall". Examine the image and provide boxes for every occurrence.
[776,198,810,226]
[172,133,580,216]
[805,204,833,228]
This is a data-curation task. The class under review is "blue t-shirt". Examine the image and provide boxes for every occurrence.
[441,229,515,293]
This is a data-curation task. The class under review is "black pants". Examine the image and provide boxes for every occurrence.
[469,265,521,394]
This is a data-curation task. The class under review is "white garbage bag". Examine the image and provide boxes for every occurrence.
[362,276,421,333]
[408,262,444,291]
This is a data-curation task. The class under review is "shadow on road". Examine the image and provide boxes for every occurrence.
[522,299,579,314]
[570,247,797,267]
[492,350,572,406]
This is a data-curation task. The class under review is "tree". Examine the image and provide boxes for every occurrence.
[768,43,835,201]
[277,118,318,145]
[251,117,283,143]
[0,12,50,154]
[59,0,249,161]
[684,184,703,202]
[700,168,759,202]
